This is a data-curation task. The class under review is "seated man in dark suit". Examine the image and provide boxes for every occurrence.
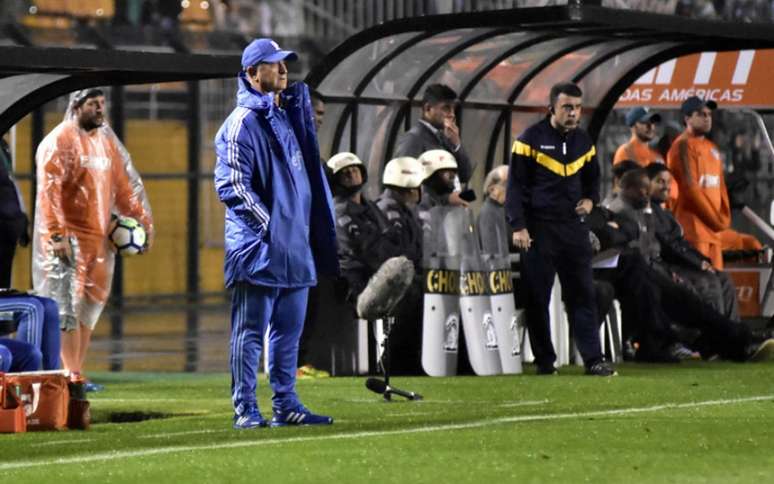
[590,171,774,362]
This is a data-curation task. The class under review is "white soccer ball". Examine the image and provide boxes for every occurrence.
[109,216,146,256]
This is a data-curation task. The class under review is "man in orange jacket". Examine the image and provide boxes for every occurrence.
[614,107,680,207]
[613,107,664,167]
[667,96,761,270]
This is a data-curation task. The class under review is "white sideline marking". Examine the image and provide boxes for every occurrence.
[92,398,190,403]
[339,398,380,403]
[343,399,545,405]
[499,399,549,408]
[416,400,542,405]
[383,412,433,418]
[30,439,95,447]
[141,429,223,439]
[2,395,772,471]
[144,419,377,439]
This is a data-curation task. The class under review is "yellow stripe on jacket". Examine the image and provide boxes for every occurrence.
[512,140,594,177]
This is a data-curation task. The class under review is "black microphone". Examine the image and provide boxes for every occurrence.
[365,378,423,401]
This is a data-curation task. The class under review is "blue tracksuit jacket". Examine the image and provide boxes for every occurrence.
[214,76,338,288]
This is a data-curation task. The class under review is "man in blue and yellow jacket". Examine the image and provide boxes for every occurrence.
[505,82,615,377]
[214,38,338,429]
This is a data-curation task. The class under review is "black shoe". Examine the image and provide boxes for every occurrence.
[585,361,618,376]
[747,338,774,362]
[536,365,558,375]
[667,343,699,361]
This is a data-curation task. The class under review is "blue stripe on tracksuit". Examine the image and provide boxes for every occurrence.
[230,283,308,413]
[0,338,42,372]
[0,295,60,370]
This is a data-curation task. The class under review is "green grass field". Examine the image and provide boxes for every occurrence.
[1,362,773,483]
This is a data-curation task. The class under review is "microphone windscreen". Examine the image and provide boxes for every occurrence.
[356,256,414,320]
[365,378,387,394]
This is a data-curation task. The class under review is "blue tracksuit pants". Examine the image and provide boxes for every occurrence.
[0,295,60,370]
[230,283,309,415]
[0,338,42,372]
[521,219,602,368]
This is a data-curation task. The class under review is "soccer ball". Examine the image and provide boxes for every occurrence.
[109,216,146,256]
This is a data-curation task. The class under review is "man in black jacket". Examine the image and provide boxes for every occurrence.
[375,156,424,374]
[416,149,463,232]
[394,84,472,185]
[646,162,740,320]
[0,138,29,287]
[505,82,614,376]
[328,152,403,302]
[376,157,423,274]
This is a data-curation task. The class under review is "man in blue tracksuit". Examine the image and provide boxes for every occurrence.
[505,82,616,377]
[214,38,338,429]
[0,338,40,372]
[0,292,60,370]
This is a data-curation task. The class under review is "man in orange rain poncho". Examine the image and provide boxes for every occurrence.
[32,88,153,390]
[667,96,761,270]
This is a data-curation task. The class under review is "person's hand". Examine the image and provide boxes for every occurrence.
[448,191,469,208]
[606,221,619,229]
[671,271,686,284]
[142,226,154,253]
[443,118,461,147]
[512,228,532,251]
[701,260,715,273]
[575,198,593,216]
[50,235,72,264]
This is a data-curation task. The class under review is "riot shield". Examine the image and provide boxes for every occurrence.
[421,206,461,376]
[478,215,523,375]
[458,208,502,376]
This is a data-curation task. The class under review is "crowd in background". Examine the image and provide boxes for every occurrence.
[5,0,774,36]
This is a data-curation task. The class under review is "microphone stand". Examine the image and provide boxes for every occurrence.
[375,316,422,402]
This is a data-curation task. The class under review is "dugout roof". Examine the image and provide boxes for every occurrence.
[0,46,241,135]
[305,4,774,194]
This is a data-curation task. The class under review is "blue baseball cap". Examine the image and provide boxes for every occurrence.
[681,96,717,116]
[625,107,661,127]
[241,38,298,68]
